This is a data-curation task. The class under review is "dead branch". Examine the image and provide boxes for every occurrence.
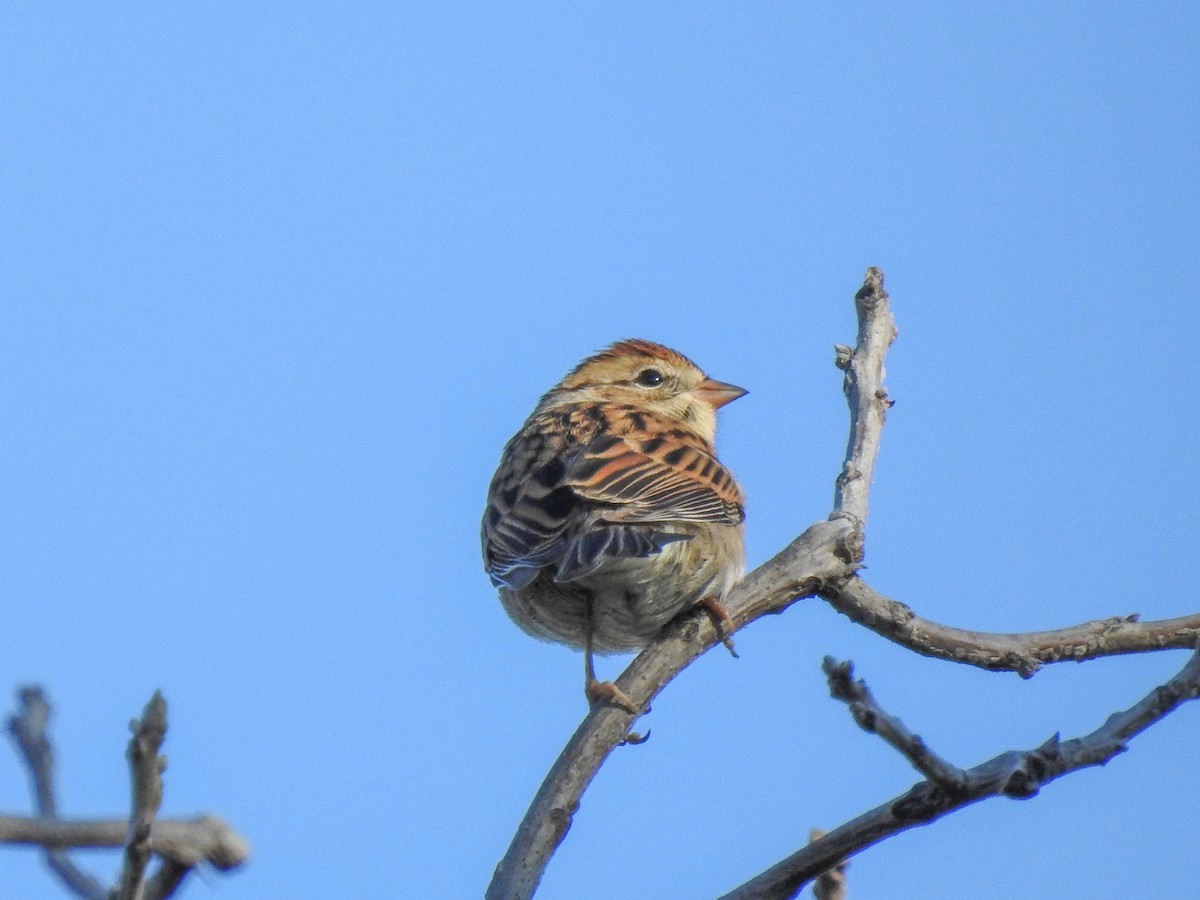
[4,687,249,899]
[823,657,965,791]
[487,268,1200,899]
[114,692,168,900]
[819,576,1200,676]
[0,814,248,869]
[720,647,1200,899]
[808,830,847,900]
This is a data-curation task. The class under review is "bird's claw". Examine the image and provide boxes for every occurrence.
[699,597,739,658]
[586,681,651,746]
[585,679,642,715]
[621,728,651,746]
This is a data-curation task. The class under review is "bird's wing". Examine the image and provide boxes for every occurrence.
[564,430,745,526]
[482,419,743,589]
[482,423,584,589]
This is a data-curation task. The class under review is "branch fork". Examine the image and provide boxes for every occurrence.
[4,687,249,900]
[488,268,1200,900]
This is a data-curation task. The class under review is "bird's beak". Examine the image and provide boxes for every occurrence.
[696,378,748,409]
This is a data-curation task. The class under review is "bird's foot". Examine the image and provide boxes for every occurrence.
[586,679,650,743]
[699,597,739,658]
[585,679,642,715]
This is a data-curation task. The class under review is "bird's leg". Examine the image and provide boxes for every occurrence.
[582,603,640,715]
[699,597,739,658]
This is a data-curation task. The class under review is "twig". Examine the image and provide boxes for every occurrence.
[0,815,248,869]
[8,687,56,815]
[143,859,190,900]
[8,686,108,900]
[486,268,897,900]
[4,688,250,899]
[113,692,168,900]
[821,658,965,791]
[721,647,1200,899]
[819,577,1200,677]
[832,266,897,530]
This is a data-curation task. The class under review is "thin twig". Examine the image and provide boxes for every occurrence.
[820,577,1200,677]
[832,266,897,530]
[143,859,190,900]
[4,688,249,899]
[8,687,57,815]
[8,687,108,900]
[721,647,1200,899]
[113,692,169,900]
[822,658,965,791]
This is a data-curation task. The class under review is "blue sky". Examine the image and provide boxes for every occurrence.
[2,4,1198,898]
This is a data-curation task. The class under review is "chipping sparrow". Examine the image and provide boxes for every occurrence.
[482,339,746,711]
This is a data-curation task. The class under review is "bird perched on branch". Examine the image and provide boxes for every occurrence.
[482,339,746,712]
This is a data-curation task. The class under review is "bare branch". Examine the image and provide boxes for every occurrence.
[8,687,57,815]
[820,576,1200,677]
[721,647,1200,899]
[8,686,108,899]
[114,692,169,900]
[143,860,190,900]
[45,853,106,900]
[4,687,249,899]
[822,658,965,791]
[488,266,1200,899]
[487,268,897,900]
[0,815,249,870]
[832,266,897,530]
[808,830,846,900]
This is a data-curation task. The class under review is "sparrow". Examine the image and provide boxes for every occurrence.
[482,339,746,712]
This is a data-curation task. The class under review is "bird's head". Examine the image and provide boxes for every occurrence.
[542,339,746,442]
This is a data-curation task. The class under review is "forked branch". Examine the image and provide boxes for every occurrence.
[4,688,248,899]
[720,648,1200,899]
[487,268,1200,899]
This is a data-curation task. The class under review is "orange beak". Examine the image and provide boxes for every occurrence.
[695,378,748,409]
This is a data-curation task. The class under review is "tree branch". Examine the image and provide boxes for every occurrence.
[721,647,1200,899]
[822,657,965,791]
[487,266,1200,898]
[9,686,109,899]
[808,830,847,900]
[4,687,249,899]
[142,861,190,900]
[819,576,1200,677]
[832,266,897,529]
[114,692,168,900]
[0,814,249,869]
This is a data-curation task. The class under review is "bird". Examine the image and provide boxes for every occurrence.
[482,339,746,713]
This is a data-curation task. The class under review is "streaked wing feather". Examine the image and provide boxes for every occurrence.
[483,406,744,589]
[565,432,744,525]
[553,527,691,583]
[482,427,582,588]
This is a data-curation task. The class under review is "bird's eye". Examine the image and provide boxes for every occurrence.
[635,369,664,387]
